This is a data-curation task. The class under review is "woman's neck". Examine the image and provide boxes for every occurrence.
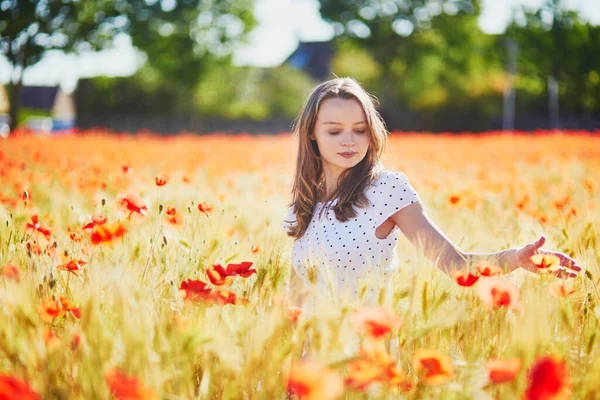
[320,164,346,201]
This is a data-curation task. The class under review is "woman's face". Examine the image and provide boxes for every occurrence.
[311,97,371,176]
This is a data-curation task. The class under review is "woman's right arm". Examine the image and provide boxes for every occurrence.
[289,266,306,306]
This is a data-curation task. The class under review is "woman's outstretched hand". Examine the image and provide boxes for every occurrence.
[516,235,582,278]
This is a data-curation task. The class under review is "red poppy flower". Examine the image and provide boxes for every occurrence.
[516,195,530,211]
[43,328,61,347]
[552,195,571,211]
[165,205,177,215]
[530,254,561,272]
[71,332,81,351]
[0,373,40,400]
[38,297,64,322]
[155,174,168,187]
[69,231,82,243]
[105,369,156,400]
[211,290,239,305]
[251,245,260,254]
[44,243,57,259]
[82,214,108,230]
[225,261,256,278]
[2,264,20,281]
[345,347,404,391]
[57,259,87,275]
[451,270,480,286]
[197,202,213,214]
[0,193,17,208]
[206,264,233,286]
[25,241,42,255]
[399,381,414,393]
[90,222,127,245]
[412,349,453,385]
[550,280,575,297]
[476,276,521,310]
[485,358,522,383]
[284,360,344,400]
[350,306,401,339]
[59,296,81,319]
[524,356,571,400]
[165,213,183,227]
[565,206,579,220]
[287,305,303,322]
[449,194,461,205]
[476,262,503,276]
[25,215,52,241]
[116,191,148,220]
[179,279,212,302]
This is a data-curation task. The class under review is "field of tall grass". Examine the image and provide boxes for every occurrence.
[1,130,599,399]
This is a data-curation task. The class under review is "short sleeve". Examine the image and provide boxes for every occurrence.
[281,206,297,235]
[373,171,421,230]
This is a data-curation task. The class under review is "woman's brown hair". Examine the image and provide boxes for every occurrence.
[285,77,389,239]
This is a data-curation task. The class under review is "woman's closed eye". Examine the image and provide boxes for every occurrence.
[329,130,366,135]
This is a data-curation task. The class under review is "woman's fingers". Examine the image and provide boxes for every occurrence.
[523,237,583,275]
[537,250,582,272]
[536,235,546,249]
[554,268,577,279]
[520,240,540,262]
[525,236,546,258]
[554,252,582,272]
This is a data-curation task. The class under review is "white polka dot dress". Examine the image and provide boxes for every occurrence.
[282,170,421,296]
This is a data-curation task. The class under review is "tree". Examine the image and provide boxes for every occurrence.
[193,63,317,119]
[318,1,482,96]
[126,0,256,113]
[319,0,507,130]
[77,62,317,122]
[506,1,600,122]
[0,0,256,131]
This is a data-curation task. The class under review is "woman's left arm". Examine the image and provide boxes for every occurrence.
[391,202,582,277]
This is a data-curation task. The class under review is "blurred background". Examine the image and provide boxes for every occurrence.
[0,0,599,136]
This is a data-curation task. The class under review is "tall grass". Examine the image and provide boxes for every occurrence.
[0,131,598,399]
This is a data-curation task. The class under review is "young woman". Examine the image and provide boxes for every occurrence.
[282,77,581,302]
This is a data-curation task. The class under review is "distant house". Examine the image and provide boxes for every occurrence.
[0,85,76,133]
[22,86,76,131]
[0,85,8,114]
[284,41,335,81]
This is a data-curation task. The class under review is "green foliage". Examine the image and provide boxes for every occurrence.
[17,108,52,126]
[506,2,600,114]
[0,0,257,78]
[318,0,482,66]
[4,0,598,128]
[77,64,193,115]
[321,0,505,128]
[79,63,316,119]
[331,39,382,88]
[125,0,257,104]
[193,64,317,119]
[194,64,270,119]
[0,0,257,126]
[319,0,600,124]
[395,12,504,114]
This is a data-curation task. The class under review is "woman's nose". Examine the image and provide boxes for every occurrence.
[341,131,356,146]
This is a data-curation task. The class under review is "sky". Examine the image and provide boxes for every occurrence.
[1,0,598,93]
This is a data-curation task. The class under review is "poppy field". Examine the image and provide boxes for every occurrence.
[1,130,600,399]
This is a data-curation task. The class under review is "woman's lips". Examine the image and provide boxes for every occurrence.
[339,152,357,158]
